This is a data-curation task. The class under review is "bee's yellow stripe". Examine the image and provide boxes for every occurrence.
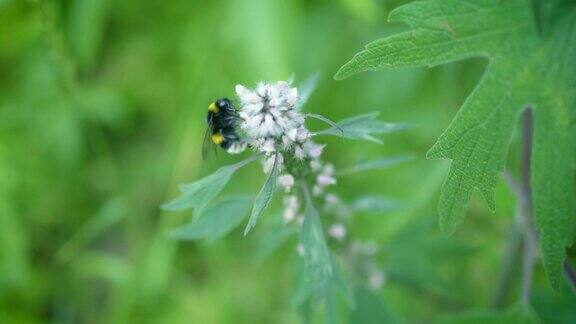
[208,102,219,113]
[211,133,224,145]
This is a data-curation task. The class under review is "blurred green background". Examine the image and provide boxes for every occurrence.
[1,0,575,323]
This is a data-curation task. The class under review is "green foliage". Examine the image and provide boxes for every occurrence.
[350,195,398,214]
[532,281,576,323]
[293,188,354,314]
[350,289,400,324]
[337,155,413,176]
[56,198,126,262]
[436,304,538,324]
[298,193,334,300]
[336,0,576,290]
[530,0,543,34]
[244,155,280,235]
[383,217,476,302]
[255,224,297,260]
[161,156,256,215]
[170,196,252,243]
[295,73,321,111]
[67,0,112,70]
[317,112,409,144]
[306,113,343,134]
[3,0,575,321]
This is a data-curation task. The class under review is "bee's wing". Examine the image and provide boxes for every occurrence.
[201,127,214,161]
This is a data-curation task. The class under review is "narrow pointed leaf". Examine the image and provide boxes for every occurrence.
[244,155,280,234]
[170,196,252,243]
[316,112,409,143]
[300,187,333,298]
[306,113,343,134]
[161,155,257,214]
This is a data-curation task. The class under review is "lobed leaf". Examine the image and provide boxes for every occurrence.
[335,0,576,290]
[169,196,252,243]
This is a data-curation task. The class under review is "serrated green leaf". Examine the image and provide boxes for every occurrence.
[335,0,576,290]
[169,196,252,243]
[337,155,412,176]
[161,156,257,214]
[244,155,280,235]
[316,112,409,143]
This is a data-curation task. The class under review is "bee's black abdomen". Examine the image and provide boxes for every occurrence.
[219,128,241,149]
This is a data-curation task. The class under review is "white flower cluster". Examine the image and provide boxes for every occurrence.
[235,81,325,172]
[236,81,304,147]
[235,80,339,234]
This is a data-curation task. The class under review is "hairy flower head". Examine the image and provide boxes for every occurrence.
[236,81,303,141]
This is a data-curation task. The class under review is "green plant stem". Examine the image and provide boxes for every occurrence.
[492,108,536,307]
[519,108,536,306]
[490,204,522,308]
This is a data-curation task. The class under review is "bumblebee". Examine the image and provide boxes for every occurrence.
[203,98,245,159]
